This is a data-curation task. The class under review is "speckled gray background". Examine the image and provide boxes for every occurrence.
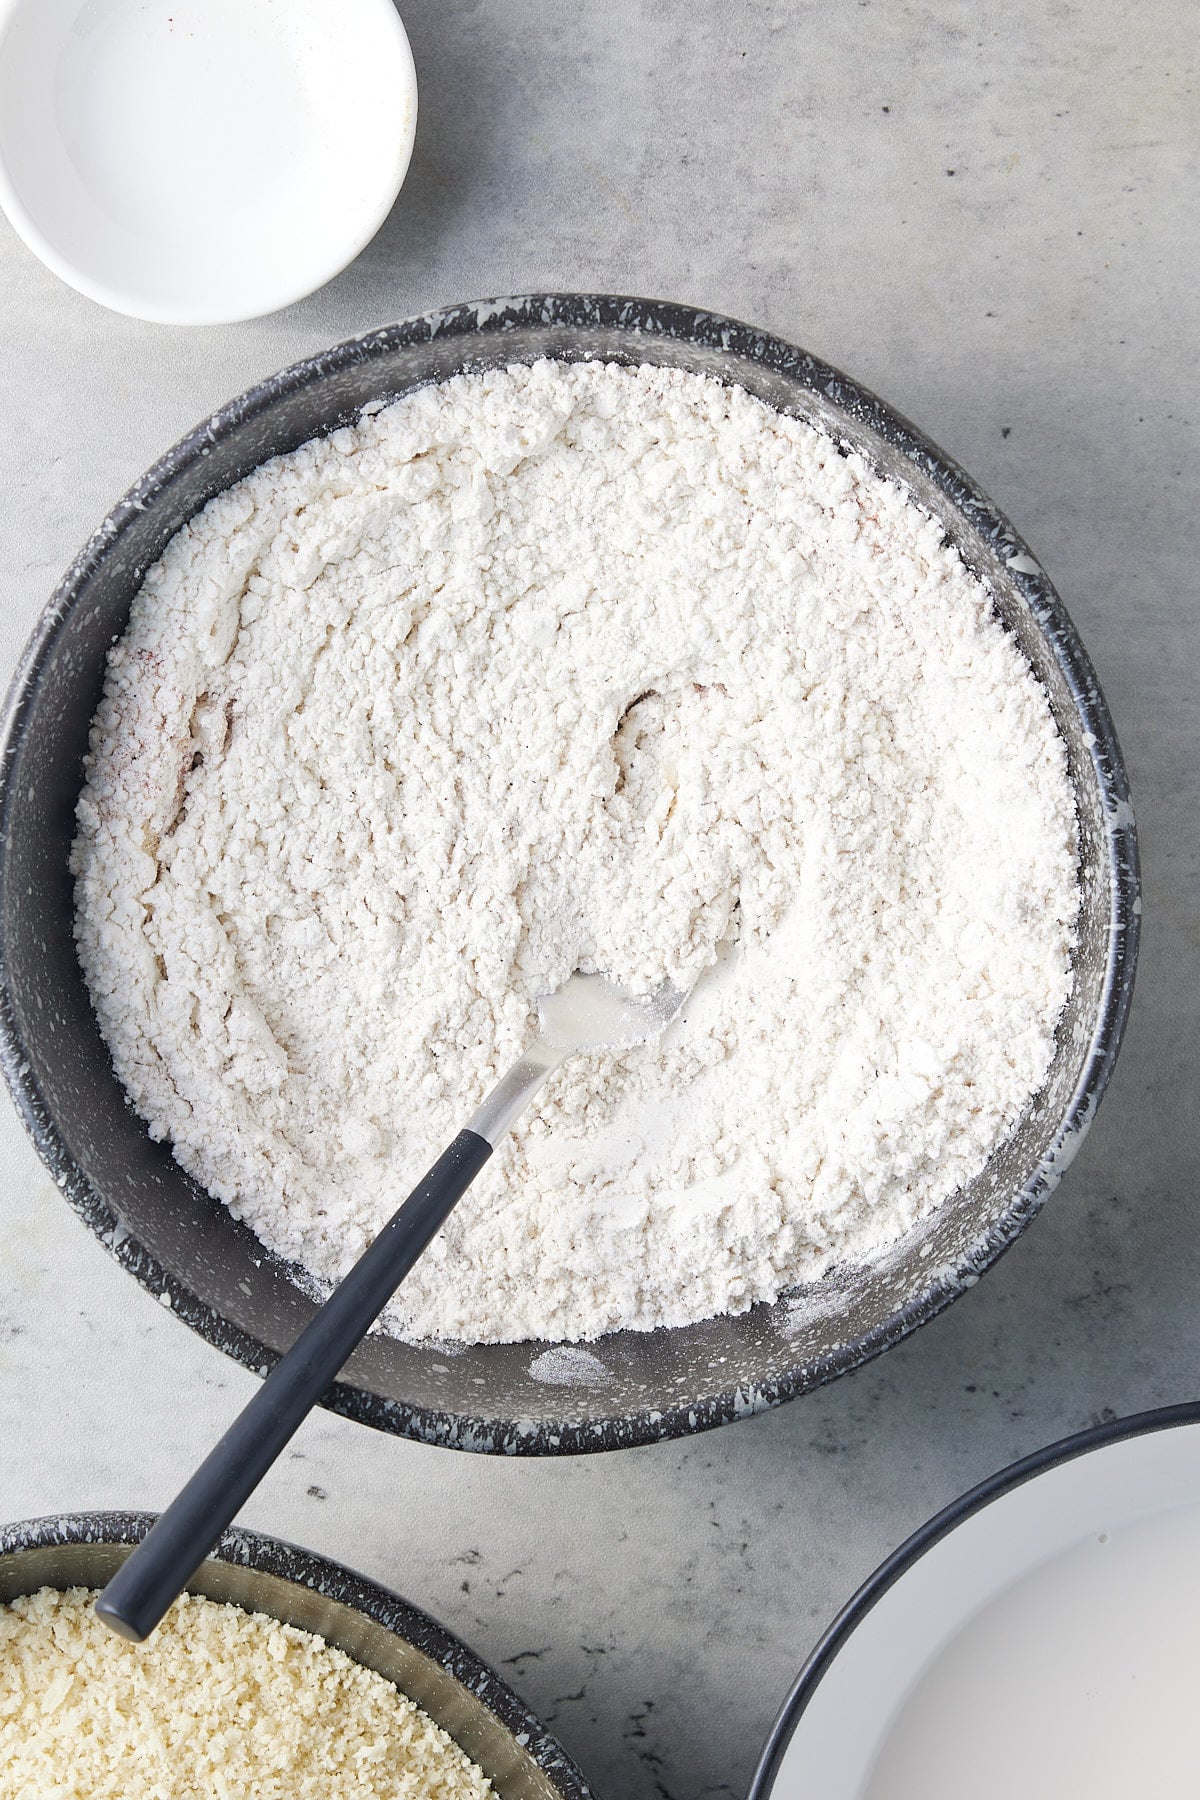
[0,3,1195,1797]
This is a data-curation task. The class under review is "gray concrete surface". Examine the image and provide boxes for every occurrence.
[0,3,1195,1796]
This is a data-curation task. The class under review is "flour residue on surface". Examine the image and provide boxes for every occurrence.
[71,360,1079,1344]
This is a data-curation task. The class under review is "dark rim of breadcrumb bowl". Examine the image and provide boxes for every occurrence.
[0,1511,597,1799]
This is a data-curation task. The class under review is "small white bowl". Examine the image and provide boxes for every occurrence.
[0,0,417,325]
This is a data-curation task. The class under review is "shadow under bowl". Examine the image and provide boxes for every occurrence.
[0,294,1140,1453]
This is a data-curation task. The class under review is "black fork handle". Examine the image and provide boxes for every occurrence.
[95,1129,493,1643]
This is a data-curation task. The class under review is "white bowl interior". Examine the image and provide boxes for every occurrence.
[0,0,417,323]
[768,1422,1200,1799]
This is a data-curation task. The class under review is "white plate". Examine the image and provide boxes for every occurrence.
[754,1408,1200,1800]
[0,0,417,324]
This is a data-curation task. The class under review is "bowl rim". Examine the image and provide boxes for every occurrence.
[0,1509,597,1798]
[746,1399,1200,1798]
[0,0,418,326]
[0,293,1141,1453]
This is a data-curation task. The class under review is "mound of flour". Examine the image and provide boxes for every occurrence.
[72,360,1078,1343]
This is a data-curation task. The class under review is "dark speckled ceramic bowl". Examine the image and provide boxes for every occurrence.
[0,295,1139,1453]
[0,1512,595,1799]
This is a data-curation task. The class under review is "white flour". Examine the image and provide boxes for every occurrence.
[72,360,1079,1343]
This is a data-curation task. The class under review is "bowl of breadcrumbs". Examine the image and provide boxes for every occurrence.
[0,1512,594,1799]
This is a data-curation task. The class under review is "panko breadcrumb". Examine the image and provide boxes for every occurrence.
[0,1586,492,1799]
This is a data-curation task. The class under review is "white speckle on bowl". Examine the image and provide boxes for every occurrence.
[528,1347,614,1388]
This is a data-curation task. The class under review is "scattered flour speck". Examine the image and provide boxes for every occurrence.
[528,1346,615,1386]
